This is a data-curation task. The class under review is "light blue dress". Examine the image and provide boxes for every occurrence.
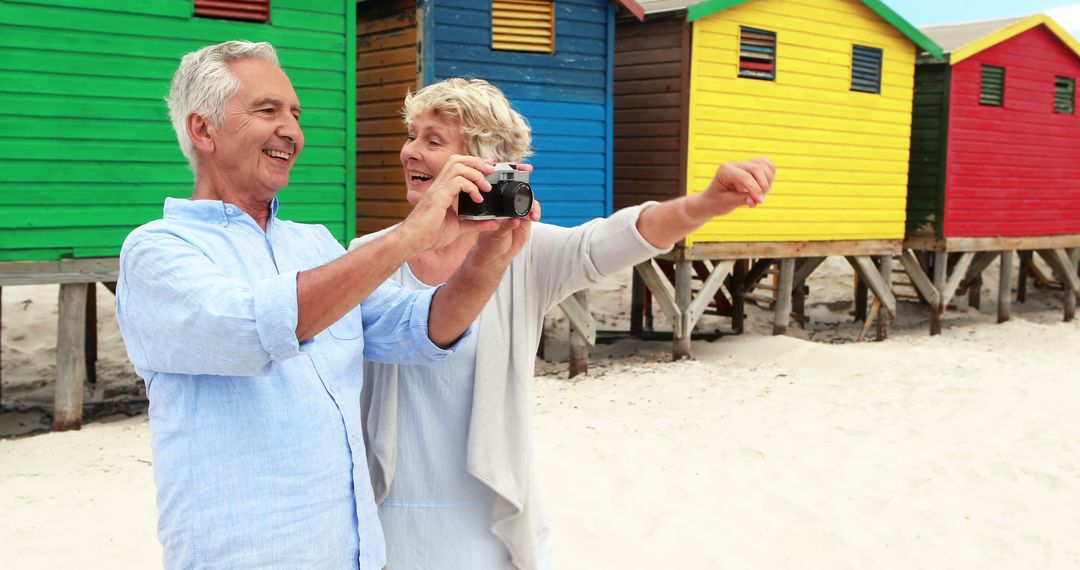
[379,262,513,569]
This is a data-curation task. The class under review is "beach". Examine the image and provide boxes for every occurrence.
[2,258,1080,568]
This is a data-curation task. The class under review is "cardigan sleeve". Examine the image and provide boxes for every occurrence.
[527,202,672,312]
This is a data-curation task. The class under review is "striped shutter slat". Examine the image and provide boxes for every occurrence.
[738,27,776,81]
[492,0,555,54]
[850,45,882,94]
[193,0,270,23]
[980,65,1005,107]
[1055,76,1075,115]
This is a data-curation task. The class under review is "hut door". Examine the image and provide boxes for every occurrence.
[357,0,418,235]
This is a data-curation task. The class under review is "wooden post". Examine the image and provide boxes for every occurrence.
[854,273,868,322]
[731,259,746,334]
[998,250,1013,323]
[85,282,98,389]
[630,269,644,336]
[772,258,795,336]
[930,251,948,336]
[568,290,590,378]
[55,283,88,431]
[968,275,982,311]
[673,260,692,360]
[875,255,892,341]
[1017,250,1030,303]
[1066,248,1079,322]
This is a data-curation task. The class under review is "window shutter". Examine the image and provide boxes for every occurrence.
[492,0,555,54]
[738,26,776,81]
[980,65,1005,106]
[1055,76,1075,115]
[194,0,270,23]
[851,45,882,94]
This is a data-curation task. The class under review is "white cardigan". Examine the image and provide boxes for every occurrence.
[349,204,669,569]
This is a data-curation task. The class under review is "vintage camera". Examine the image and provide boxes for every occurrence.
[458,163,534,220]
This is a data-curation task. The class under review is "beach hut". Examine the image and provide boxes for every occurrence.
[0,0,356,428]
[902,14,1080,332]
[614,0,941,356]
[357,0,644,235]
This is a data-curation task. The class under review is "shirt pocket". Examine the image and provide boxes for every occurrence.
[328,307,365,340]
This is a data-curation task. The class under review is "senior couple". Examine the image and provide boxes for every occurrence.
[116,41,775,569]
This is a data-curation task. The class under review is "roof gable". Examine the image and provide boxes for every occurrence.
[680,0,943,59]
[921,14,1080,65]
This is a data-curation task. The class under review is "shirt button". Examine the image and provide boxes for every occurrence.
[225,207,234,214]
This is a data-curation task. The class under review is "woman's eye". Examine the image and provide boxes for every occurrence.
[429,139,442,147]
[404,135,417,142]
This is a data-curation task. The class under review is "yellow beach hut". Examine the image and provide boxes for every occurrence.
[614,0,942,355]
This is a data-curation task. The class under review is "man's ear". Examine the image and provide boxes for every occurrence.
[188,113,215,155]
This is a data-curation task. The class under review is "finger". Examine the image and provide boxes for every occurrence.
[453,177,483,204]
[743,163,771,195]
[460,219,500,233]
[733,170,765,205]
[513,163,534,173]
[529,199,542,222]
[446,154,496,175]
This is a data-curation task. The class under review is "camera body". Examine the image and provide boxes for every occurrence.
[458,163,534,220]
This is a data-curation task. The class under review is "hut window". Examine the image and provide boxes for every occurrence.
[194,0,270,23]
[850,45,882,94]
[492,0,555,54]
[1055,76,1075,115]
[980,65,1005,106]
[738,26,776,81]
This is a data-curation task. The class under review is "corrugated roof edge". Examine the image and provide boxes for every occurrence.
[684,0,944,60]
[940,14,1080,65]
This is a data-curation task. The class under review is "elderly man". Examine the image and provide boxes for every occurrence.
[116,41,530,569]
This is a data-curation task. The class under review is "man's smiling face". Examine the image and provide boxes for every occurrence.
[206,58,304,198]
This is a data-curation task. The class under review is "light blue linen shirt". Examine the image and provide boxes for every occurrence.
[116,197,461,569]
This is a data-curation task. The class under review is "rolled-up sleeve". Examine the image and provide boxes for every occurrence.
[117,233,307,377]
[359,279,470,364]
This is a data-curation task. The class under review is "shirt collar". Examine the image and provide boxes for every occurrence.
[163,197,279,227]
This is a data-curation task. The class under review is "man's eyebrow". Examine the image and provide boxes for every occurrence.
[251,97,301,113]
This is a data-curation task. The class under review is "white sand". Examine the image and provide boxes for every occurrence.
[3,258,1080,568]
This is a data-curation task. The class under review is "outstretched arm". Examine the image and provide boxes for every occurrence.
[635,157,776,248]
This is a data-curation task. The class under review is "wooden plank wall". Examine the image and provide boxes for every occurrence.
[431,0,613,227]
[905,62,950,238]
[684,0,916,244]
[943,25,1080,238]
[0,0,352,261]
[612,12,689,210]
[356,0,417,235]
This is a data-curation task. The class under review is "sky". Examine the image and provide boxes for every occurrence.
[891,1,1080,39]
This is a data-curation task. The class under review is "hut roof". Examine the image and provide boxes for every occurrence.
[920,14,1080,64]
[633,0,942,59]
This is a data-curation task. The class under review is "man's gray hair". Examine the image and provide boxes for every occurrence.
[166,40,280,170]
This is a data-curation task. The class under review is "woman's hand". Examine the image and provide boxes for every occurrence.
[396,154,498,253]
[702,157,776,209]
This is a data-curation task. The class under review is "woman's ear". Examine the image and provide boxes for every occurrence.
[188,113,215,155]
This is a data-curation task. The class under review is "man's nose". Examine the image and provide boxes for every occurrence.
[278,115,302,145]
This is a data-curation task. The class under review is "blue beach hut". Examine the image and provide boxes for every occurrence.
[357,0,644,233]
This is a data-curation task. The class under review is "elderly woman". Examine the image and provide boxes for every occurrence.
[351,78,774,569]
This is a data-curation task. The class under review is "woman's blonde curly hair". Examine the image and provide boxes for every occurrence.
[402,78,533,162]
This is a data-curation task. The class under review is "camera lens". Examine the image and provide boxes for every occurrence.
[498,181,533,218]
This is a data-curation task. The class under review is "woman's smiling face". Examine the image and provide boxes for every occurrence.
[399,111,467,205]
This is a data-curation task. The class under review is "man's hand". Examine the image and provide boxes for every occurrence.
[702,157,776,209]
[396,154,499,254]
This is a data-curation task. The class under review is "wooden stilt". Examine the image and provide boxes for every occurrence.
[673,260,693,359]
[1066,248,1079,322]
[998,250,1013,323]
[1017,250,1031,303]
[731,259,746,334]
[85,282,98,389]
[968,275,982,311]
[630,269,644,336]
[875,255,892,341]
[930,251,948,336]
[566,290,592,378]
[857,298,881,342]
[854,274,868,322]
[55,283,88,431]
[772,258,794,336]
